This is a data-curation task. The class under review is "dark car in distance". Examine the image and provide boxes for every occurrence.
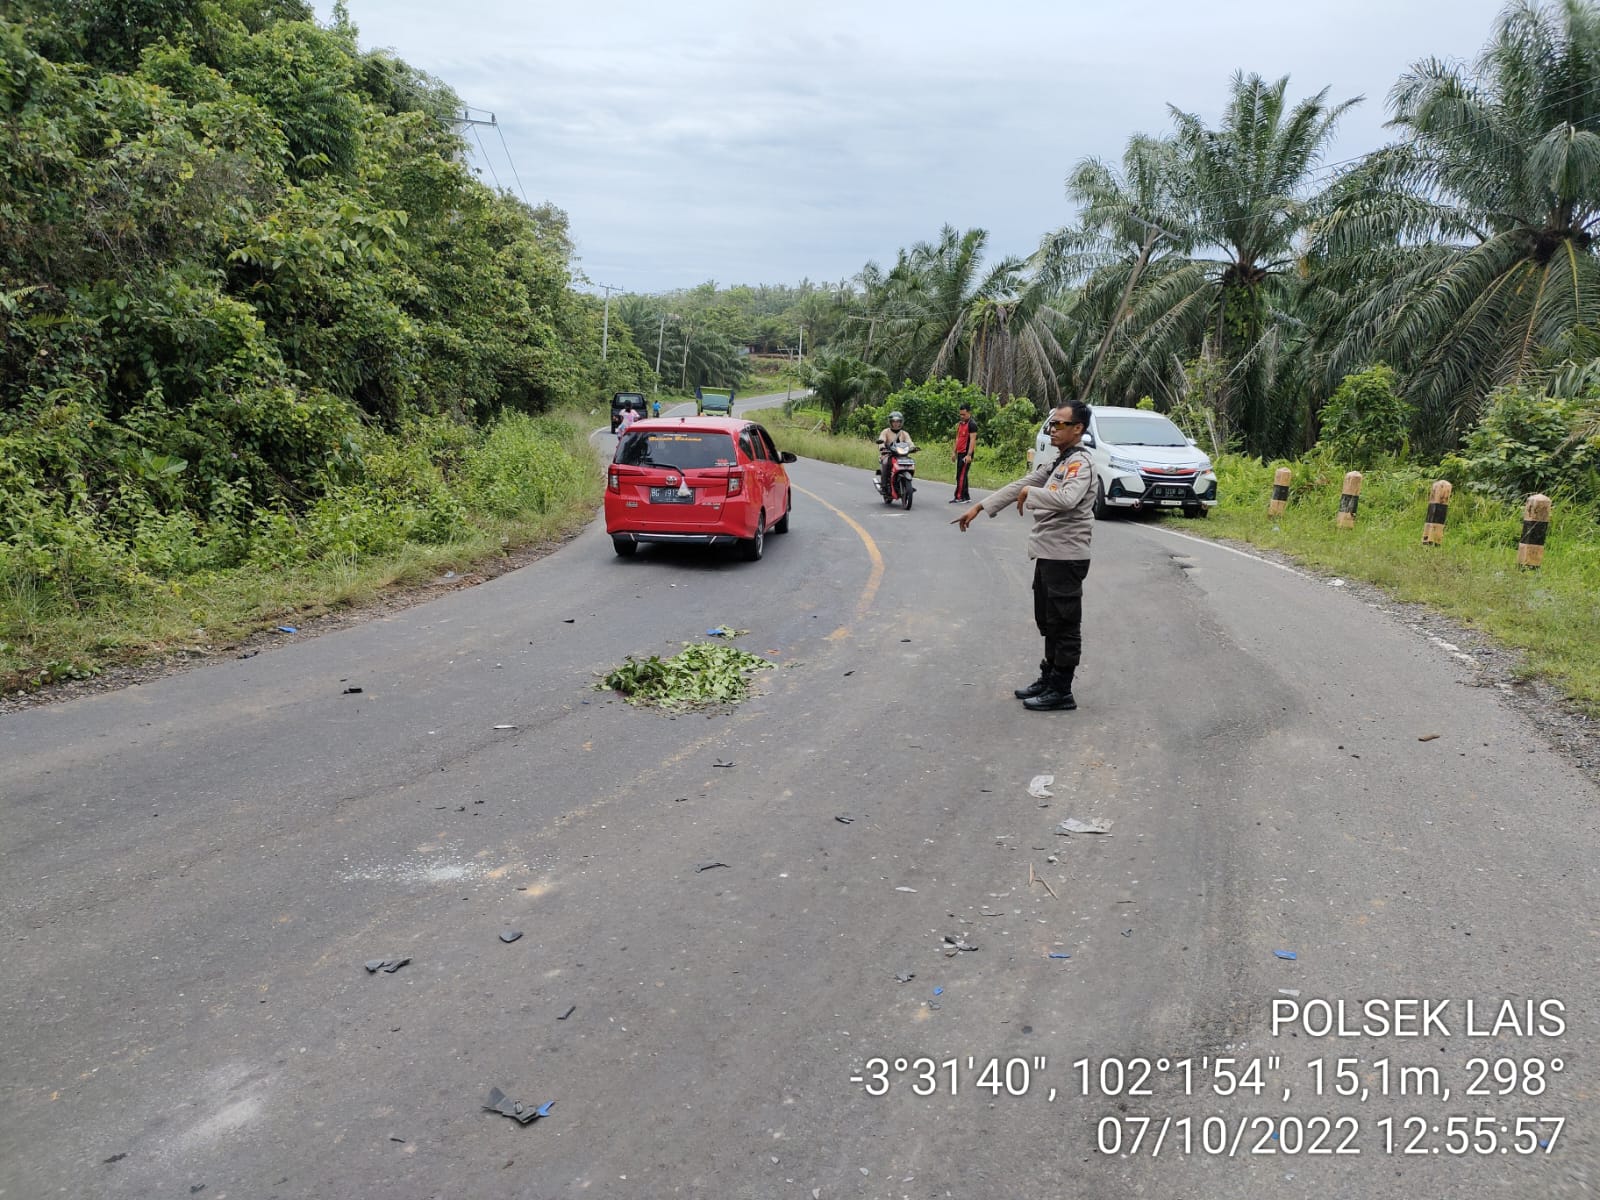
[610,391,649,433]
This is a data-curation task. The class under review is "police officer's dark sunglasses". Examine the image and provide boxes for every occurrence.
[1045,418,1083,432]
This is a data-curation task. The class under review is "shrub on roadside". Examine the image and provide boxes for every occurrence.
[1442,386,1600,509]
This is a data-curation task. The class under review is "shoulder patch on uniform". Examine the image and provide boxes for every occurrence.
[1065,460,1082,478]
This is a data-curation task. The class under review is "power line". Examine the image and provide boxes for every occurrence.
[493,121,531,207]
[470,123,501,191]
[452,105,532,207]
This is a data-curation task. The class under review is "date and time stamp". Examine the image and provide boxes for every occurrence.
[848,997,1574,1157]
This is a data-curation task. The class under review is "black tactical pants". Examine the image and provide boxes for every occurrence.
[1033,558,1090,670]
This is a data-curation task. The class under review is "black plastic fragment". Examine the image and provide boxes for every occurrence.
[103,1153,127,1165]
[483,1088,554,1125]
[558,1005,576,1020]
[499,930,523,944]
[364,957,410,974]
[237,650,258,660]
[695,861,729,873]
[343,686,363,694]
[835,816,854,824]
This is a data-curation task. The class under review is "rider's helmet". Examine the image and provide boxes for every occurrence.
[889,411,903,424]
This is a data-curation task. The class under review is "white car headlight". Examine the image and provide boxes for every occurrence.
[1109,455,1140,473]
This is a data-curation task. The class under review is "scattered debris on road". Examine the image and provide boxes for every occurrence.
[558,1006,576,1021]
[895,971,915,983]
[499,930,523,944]
[1418,733,1441,742]
[236,650,258,660]
[275,626,298,634]
[695,861,729,873]
[1027,775,1054,798]
[942,935,978,955]
[895,886,917,893]
[1274,949,1298,960]
[364,957,410,974]
[1048,952,1072,960]
[492,724,517,731]
[1056,817,1113,836]
[343,686,363,694]
[1027,862,1059,900]
[713,758,735,768]
[705,626,748,638]
[483,1088,554,1125]
[835,815,854,824]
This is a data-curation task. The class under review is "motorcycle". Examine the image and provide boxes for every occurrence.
[874,440,917,509]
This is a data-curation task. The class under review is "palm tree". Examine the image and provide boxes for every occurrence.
[1311,0,1600,447]
[799,348,887,433]
[1094,73,1358,455]
[1034,135,1192,401]
[863,225,1070,404]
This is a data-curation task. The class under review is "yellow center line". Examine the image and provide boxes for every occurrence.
[793,484,883,633]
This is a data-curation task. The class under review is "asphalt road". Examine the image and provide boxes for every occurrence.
[4,437,1597,1200]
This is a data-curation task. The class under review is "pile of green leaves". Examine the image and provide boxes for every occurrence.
[600,642,774,710]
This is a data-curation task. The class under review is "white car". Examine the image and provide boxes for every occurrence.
[1028,405,1218,519]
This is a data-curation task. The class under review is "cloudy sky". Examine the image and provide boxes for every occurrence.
[311,0,1511,295]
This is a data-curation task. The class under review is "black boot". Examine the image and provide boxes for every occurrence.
[1013,661,1052,699]
[1022,668,1077,711]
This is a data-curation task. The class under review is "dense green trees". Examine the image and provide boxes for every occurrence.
[1313,0,1600,447]
[10,0,1600,591]
[1,0,642,601]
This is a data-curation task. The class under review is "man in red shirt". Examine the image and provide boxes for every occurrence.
[950,404,977,503]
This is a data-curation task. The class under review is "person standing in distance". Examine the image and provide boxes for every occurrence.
[950,403,977,503]
[951,401,1094,711]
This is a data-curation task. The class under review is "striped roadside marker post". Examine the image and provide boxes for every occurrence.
[1517,494,1552,569]
[1335,471,1363,530]
[1268,467,1291,517]
[1422,480,1452,546]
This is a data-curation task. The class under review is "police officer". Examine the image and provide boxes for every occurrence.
[952,401,1094,711]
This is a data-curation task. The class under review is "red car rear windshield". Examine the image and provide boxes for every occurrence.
[616,430,737,469]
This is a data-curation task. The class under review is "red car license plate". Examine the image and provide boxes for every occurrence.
[650,487,693,503]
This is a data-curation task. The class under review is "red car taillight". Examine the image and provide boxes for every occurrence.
[726,471,743,497]
[608,471,620,492]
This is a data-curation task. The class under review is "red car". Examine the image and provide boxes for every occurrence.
[606,416,796,561]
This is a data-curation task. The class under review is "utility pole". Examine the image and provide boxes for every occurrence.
[593,281,620,362]
[654,312,667,377]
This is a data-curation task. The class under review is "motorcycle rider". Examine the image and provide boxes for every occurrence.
[877,411,916,498]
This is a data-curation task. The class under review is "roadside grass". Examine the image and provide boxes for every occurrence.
[1198,456,1600,713]
[1,410,604,693]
